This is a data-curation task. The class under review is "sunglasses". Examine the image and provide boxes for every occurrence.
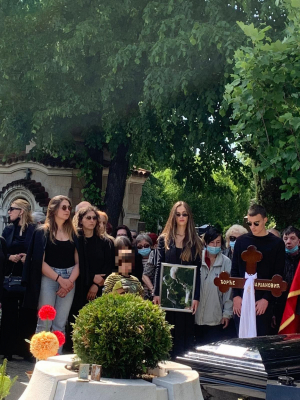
[176,213,188,217]
[85,215,97,220]
[8,207,21,212]
[61,205,72,211]
[137,243,150,249]
[246,221,260,227]
[229,236,237,241]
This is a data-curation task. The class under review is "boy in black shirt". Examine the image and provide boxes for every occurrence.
[231,204,285,337]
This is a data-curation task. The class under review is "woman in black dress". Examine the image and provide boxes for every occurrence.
[75,206,113,305]
[153,201,202,358]
[1,199,36,360]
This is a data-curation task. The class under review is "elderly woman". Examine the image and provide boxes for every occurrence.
[135,234,155,300]
[224,224,248,260]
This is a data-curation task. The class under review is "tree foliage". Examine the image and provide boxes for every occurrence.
[0,0,287,225]
[225,0,300,202]
[140,167,253,233]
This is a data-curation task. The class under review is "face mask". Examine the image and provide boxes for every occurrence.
[230,241,236,250]
[285,245,299,254]
[207,246,221,255]
[138,248,151,257]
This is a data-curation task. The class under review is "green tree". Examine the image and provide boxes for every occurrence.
[0,0,286,227]
[225,0,300,205]
[140,167,253,233]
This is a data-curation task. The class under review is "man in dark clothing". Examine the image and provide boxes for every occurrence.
[273,226,300,331]
[231,204,285,337]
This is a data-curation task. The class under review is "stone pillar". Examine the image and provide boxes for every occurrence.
[122,170,150,230]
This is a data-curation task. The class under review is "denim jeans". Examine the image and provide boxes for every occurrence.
[36,266,75,351]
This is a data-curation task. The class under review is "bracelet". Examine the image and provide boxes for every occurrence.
[93,282,101,289]
[55,274,60,282]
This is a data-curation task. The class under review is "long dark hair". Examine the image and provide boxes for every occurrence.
[161,201,202,261]
[43,195,75,243]
[75,206,101,237]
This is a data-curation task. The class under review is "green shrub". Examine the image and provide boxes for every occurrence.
[72,294,173,379]
[0,359,17,400]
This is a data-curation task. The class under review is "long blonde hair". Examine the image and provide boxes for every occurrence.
[11,199,33,233]
[161,201,202,261]
[98,211,115,243]
[43,195,75,243]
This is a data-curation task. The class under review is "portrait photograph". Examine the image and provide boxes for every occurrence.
[160,262,197,312]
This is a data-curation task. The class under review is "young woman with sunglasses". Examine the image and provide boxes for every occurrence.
[1,199,36,361]
[74,206,113,305]
[23,195,79,351]
[153,201,202,358]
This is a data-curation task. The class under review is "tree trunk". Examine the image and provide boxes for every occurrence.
[87,147,103,208]
[104,143,130,231]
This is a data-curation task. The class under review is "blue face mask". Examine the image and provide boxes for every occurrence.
[207,246,221,255]
[230,241,236,250]
[285,245,299,254]
[138,247,151,257]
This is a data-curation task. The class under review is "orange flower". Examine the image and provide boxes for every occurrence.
[30,331,59,360]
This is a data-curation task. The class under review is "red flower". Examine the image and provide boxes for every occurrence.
[53,331,65,346]
[38,305,56,321]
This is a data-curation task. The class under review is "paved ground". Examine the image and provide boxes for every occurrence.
[4,356,34,400]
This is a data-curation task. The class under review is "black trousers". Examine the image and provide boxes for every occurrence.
[0,293,37,358]
[165,311,194,359]
[195,323,236,346]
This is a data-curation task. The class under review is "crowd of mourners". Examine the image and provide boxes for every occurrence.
[0,196,298,360]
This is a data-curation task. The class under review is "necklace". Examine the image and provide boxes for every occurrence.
[176,233,185,237]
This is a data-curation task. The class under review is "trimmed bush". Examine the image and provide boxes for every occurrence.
[72,293,173,378]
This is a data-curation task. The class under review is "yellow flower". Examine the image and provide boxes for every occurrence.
[30,331,59,360]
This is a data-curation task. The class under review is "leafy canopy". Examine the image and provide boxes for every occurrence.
[224,0,300,200]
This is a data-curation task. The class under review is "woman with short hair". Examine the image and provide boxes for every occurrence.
[195,226,233,344]
[224,224,248,260]
[1,198,36,360]
[136,234,155,300]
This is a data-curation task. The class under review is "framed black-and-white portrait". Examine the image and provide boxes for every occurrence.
[159,262,197,312]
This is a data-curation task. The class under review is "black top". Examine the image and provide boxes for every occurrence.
[2,223,36,276]
[72,232,113,310]
[85,235,112,281]
[231,232,285,302]
[44,239,75,269]
[0,237,7,300]
[22,229,79,310]
[154,236,201,300]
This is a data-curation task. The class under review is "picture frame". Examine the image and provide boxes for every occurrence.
[159,262,197,312]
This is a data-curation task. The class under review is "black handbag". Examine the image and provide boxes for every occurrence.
[3,257,25,294]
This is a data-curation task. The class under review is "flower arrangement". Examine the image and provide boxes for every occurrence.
[30,332,59,360]
[38,305,56,321]
[27,305,65,360]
